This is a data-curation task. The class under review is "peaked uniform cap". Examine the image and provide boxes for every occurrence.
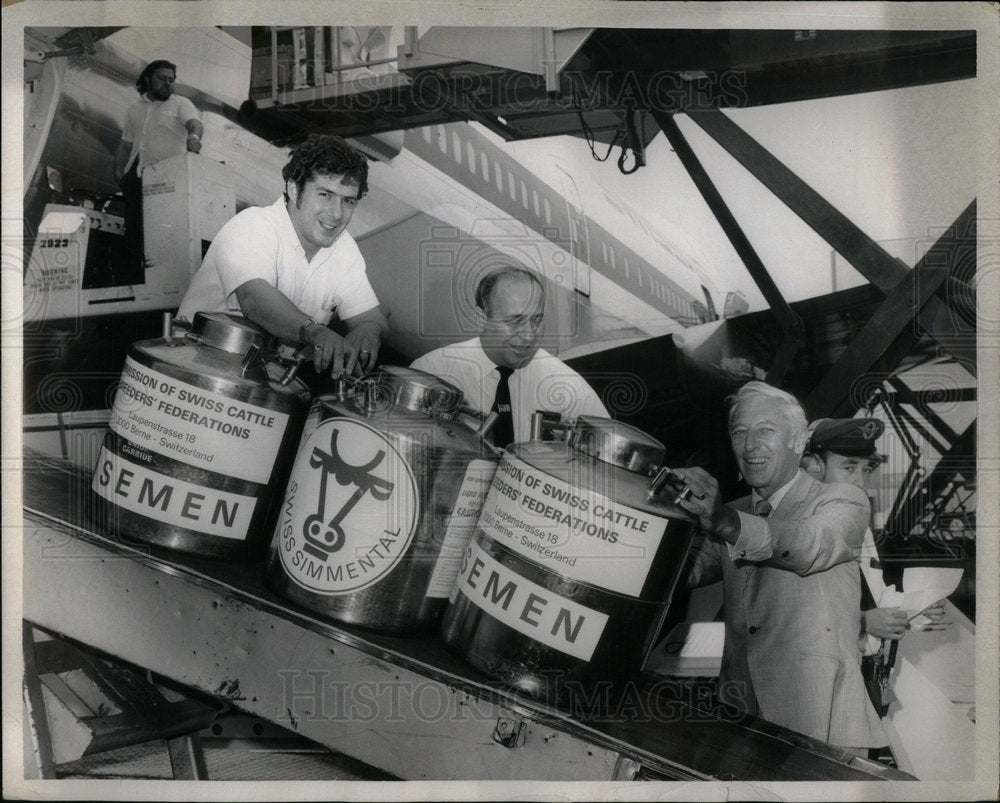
[808,417,885,459]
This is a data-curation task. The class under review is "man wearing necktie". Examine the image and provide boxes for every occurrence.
[411,266,607,447]
[672,381,887,754]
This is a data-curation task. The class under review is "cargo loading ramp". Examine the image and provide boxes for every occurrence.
[20,450,908,783]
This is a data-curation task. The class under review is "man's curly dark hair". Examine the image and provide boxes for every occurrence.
[136,60,177,94]
[282,134,369,203]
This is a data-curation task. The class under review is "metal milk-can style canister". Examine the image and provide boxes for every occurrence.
[441,415,697,701]
[264,365,500,634]
[92,312,311,560]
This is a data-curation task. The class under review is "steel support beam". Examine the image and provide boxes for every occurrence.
[804,207,968,417]
[686,109,910,293]
[685,109,977,376]
[651,110,802,385]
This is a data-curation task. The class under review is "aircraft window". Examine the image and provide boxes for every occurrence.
[481,152,489,180]
[422,127,432,144]
[521,181,528,209]
[543,198,551,224]
[601,241,607,262]
[609,248,616,270]
[494,163,503,192]
[436,126,447,152]
[532,190,539,217]
[467,142,476,174]
[452,132,462,164]
[635,266,641,288]
[509,171,517,201]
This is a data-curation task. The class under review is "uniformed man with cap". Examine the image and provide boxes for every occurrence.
[800,416,949,764]
[802,417,947,646]
[805,418,900,636]
[802,417,906,647]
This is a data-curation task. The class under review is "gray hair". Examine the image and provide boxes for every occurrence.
[728,381,807,433]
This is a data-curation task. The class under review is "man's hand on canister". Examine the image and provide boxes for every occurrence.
[343,320,382,376]
[671,467,741,541]
[303,322,373,378]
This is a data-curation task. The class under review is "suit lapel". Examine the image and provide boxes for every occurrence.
[731,494,752,513]
[772,470,812,517]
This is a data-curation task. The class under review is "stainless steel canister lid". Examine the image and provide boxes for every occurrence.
[189,312,273,356]
[365,365,465,417]
[567,415,666,474]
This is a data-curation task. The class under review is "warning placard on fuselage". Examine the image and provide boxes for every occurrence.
[477,454,667,597]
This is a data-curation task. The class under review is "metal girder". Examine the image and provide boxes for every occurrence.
[804,205,976,417]
[651,109,802,385]
[885,425,976,549]
[685,110,977,377]
[686,109,910,293]
[886,375,965,447]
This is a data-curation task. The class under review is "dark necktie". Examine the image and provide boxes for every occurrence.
[491,366,515,448]
[754,499,772,517]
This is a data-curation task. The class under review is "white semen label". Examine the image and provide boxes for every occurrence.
[477,454,667,596]
[92,446,256,539]
[426,459,497,599]
[109,356,289,484]
[455,540,608,661]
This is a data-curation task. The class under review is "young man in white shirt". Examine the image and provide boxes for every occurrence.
[178,134,388,378]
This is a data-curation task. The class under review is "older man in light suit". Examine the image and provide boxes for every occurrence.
[673,382,887,754]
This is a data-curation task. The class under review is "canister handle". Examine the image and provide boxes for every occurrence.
[240,344,264,377]
[278,346,310,387]
[529,410,569,442]
[473,411,501,442]
[646,466,697,505]
[162,312,191,344]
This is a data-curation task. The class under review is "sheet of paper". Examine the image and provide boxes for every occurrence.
[644,622,725,677]
[661,621,725,658]
[899,567,964,619]
[887,655,975,780]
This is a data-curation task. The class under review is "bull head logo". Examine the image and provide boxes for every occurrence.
[302,428,395,561]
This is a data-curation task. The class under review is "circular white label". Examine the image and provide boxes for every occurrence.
[276,418,419,594]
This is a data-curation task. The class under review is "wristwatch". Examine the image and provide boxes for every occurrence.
[299,320,319,342]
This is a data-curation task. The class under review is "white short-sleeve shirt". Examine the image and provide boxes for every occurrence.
[177,198,378,326]
[410,337,609,443]
[122,94,201,174]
